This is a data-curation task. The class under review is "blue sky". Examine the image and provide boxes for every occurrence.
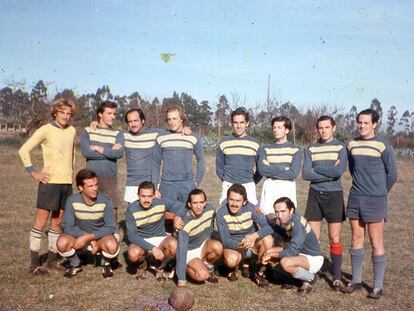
[0,1,413,115]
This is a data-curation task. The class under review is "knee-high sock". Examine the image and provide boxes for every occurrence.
[29,227,43,266]
[47,229,60,261]
[293,267,315,282]
[330,242,343,280]
[372,253,387,289]
[349,247,365,284]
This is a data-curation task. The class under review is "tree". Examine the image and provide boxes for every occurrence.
[370,98,383,132]
[398,110,411,135]
[215,95,230,139]
[386,106,398,136]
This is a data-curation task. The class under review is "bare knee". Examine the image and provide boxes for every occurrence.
[128,245,145,262]
[165,237,177,257]
[280,257,295,272]
[224,250,241,268]
[195,269,210,282]
[57,235,72,252]
[103,237,118,254]
[211,240,223,256]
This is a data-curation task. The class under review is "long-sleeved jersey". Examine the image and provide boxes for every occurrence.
[123,128,166,186]
[348,136,397,196]
[126,198,184,251]
[62,192,116,239]
[18,121,76,184]
[216,201,273,250]
[152,132,205,185]
[302,139,347,192]
[176,203,215,281]
[276,213,323,258]
[257,141,301,181]
[216,135,261,184]
[80,126,124,176]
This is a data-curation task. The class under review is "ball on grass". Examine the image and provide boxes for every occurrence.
[168,287,195,311]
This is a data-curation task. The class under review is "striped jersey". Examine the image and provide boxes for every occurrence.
[176,203,215,281]
[277,213,323,258]
[302,139,347,192]
[152,131,205,185]
[18,121,76,184]
[62,192,116,239]
[257,141,302,181]
[125,198,184,250]
[216,201,273,250]
[216,135,261,184]
[348,136,397,196]
[80,126,124,176]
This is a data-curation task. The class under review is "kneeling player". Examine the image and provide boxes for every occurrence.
[216,184,273,287]
[57,169,119,278]
[176,189,223,287]
[126,181,183,281]
[262,197,324,294]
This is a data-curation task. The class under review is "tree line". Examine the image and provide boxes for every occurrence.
[0,80,413,149]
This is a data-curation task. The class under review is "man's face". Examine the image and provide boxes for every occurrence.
[166,110,184,132]
[317,120,336,143]
[227,191,246,214]
[99,107,117,127]
[138,188,155,209]
[126,111,144,134]
[272,121,289,142]
[357,114,377,139]
[54,106,73,128]
[274,202,294,225]
[232,114,248,137]
[79,177,99,201]
[188,193,207,217]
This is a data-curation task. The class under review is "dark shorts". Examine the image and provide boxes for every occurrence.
[305,189,345,223]
[346,194,388,222]
[159,179,196,203]
[97,175,120,208]
[37,183,73,211]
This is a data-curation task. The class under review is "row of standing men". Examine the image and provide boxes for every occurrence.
[18,99,397,299]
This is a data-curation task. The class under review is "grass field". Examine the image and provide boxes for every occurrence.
[0,144,413,310]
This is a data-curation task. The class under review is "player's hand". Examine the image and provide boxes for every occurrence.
[154,190,162,199]
[174,216,184,230]
[177,280,187,287]
[182,126,192,136]
[263,159,270,166]
[151,247,164,261]
[90,240,98,255]
[335,159,340,166]
[241,233,257,249]
[90,145,104,154]
[112,143,122,150]
[31,171,50,184]
[261,254,271,265]
[89,121,99,131]
[74,234,93,250]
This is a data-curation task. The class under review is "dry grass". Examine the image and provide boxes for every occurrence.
[0,145,413,310]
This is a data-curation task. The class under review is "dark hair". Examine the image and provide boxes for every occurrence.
[97,101,117,119]
[227,184,247,202]
[231,107,249,123]
[316,115,336,128]
[125,108,145,123]
[357,108,379,124]
[273,197,296,212]
[138,181,155,193]
[271,116,292,131]
[75,168,97,188]
[186,188,207,207]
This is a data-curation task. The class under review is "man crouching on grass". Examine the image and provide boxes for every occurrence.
[216,184,273,287]
[57,169,119,278]
[261,197,324,294]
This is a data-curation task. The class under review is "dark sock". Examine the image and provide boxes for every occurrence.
[69,253,81,267]
[372,253,387,289]
[349,247,365,284]
[330,242,343,280]
[31,251,40,266]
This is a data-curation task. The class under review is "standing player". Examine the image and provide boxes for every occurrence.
[126,181,183,281]
[302,115,347,289]
[216,108,261,205]
[340,109,397,299]
[257,116,301,220]
[262,197,324,294]
[176,189,223,287]
[18,98,76,275]
[57,169,119,278]
[80,101,124,224]
[216,184,273,286]
[152,105,205,203]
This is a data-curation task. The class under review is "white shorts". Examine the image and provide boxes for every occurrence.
[124,186,139,203]
[300,253,324,274]
[186,241,206,264]
[219,181,257,205]
[259,179,297,215]
[144,236,168,248]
